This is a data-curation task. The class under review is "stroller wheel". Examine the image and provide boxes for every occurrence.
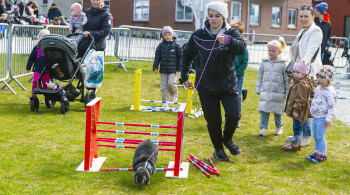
[85,90,96,106]
[45,97,56,108]
[30,96,39,112]
[60,100,69,114]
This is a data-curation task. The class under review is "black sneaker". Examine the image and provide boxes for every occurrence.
[223,140,241,155]
[213,148,229,161]
[242,88,248,101]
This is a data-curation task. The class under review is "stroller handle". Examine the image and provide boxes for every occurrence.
[66,33,95,43]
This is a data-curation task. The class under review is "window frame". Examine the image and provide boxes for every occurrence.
[272,6,282,27]
[230,1,242,23]
[250,4,260,25]
[288,8,297,28]
[175,0,193,22]
[133,0,150,21]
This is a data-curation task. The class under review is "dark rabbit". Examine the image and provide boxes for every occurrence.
[132,139,158,185]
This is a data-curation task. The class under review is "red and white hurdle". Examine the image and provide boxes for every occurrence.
[76,97,189,178]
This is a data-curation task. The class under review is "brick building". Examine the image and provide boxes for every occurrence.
[83,0,311,34]
[312,0,350,37]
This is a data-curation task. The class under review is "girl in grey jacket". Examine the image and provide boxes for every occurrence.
[256,37,290,136]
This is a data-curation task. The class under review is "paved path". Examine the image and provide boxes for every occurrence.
[248,63,350,126]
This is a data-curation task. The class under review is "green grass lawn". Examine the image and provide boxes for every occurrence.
[0,61,349,194]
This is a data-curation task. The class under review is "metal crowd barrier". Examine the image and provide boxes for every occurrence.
[106,27,131,72]
[329,37,349,69]
[116,25,192,64]
[0,24,15,94]
[1,25,43,94]
[46,25,70,36]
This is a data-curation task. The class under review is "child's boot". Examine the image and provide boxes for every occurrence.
[301,137,310,147]
[282,144,301,151]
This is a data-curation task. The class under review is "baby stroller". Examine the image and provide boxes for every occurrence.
[30,33,97,114]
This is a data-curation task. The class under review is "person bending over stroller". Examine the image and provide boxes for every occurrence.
[26,29,51,98]
[77,0,111,58]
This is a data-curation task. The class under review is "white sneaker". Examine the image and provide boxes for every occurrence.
[286,136,294,142]
[301,137,310,147]
[171,97,177,102]
[274,126,283,135]
[259,128,267,136]
[162,103,169,109]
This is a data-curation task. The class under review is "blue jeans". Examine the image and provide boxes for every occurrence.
[237,76,244,115]
[302,118,312,137]
[312,117,328,153]
[292,119,308,145]
[321,52,324,61]
[259,112,283,129]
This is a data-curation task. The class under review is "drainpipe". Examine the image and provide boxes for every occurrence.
[246,0,250,33]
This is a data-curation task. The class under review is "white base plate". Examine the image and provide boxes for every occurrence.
[76,157,107,172]
[165,161,189,178]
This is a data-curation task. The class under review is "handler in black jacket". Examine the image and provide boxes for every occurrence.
[181,1,246,161]
[77,0,111,58]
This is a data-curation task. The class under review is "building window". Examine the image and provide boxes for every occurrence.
[272,6,281,26]
[104,0,110,6]
[134,0,149,21]
[250,4,260,25]
[288,8,297,28]
[43,0,47,4]
[231,1,241,23]
[175,0,193,21]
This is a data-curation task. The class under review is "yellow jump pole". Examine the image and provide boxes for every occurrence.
[186,73,195,114]
[131,69,142,111]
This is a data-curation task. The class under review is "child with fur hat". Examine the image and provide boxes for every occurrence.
[306,65,336,163]
[69,3,87,46]
[283,61,315,151]
[256,37,289,136]
[153,26,183,108]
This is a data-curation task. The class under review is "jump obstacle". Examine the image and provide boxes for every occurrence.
[130,69,203,118]
[76,97,189,178]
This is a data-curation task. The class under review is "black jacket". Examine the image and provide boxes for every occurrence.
[153,39,183,74]
[47,6,62,20]
[181,20,246,94]
[314,13,332,53]
[0,4,6,16]
[26,45,45,73]
[83,6,111,51]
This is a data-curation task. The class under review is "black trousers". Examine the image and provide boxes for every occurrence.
[198,88,240,150]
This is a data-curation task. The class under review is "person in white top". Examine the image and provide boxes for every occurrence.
[287,4,323,146]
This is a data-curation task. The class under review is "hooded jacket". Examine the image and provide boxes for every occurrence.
[285,76,315,123]
[153,38,183,74]
[314,12,332,53]
[83,6,111,51]
[181,20,246,95]
[47,5,62,20]
[256,55,290,115]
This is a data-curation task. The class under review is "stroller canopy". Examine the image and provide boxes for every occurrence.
[39,34,78,60]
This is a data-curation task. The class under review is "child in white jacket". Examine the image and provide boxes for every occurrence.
[306,65,336,163]
[256,37,290,136]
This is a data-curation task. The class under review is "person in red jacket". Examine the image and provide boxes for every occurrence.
[314,2,332,62]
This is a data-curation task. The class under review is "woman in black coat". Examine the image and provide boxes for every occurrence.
[77,0,111,57]
[181,1,246,161]
[47,3,62,21]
